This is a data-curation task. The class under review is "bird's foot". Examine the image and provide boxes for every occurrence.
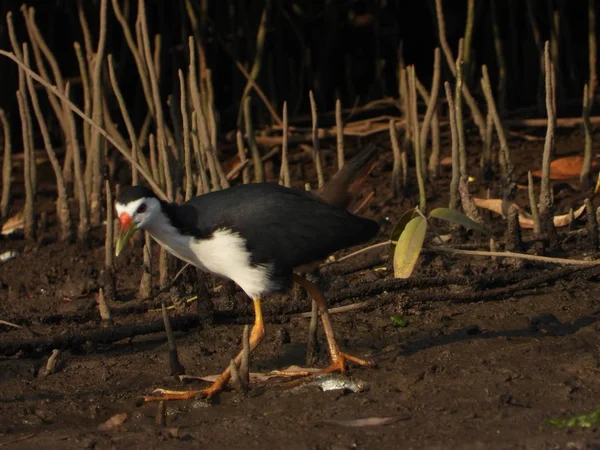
[323,351,376,374]
[272,351,375,385]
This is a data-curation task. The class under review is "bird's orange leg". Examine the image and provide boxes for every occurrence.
[143,298,265,402]
[292,274,374,373]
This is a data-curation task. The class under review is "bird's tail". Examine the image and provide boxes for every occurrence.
[317,142,380,211]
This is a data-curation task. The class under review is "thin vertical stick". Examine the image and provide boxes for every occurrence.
[244,96,264,183]
[105,180,114,269]
[107,55,150,186]
[179,70,193,201]
[97,288,112,323]
[481,65,513,190]
[433,0,486,143]
[73,42,92,169]
[408,66,425,211]
[490,0,507,113]
[581,83,593,188]
[139,0,170,199]
[235,130,250,185]
[167,95,183,196]
[149,134,161,189]
[462,0,475,81]
[527,171,541,236]
[89,0,109,226]
[399,67,409,188]
[63,83,89,242]
[309,90,324,188]
[0,110,12,220]
[139,233,152,299]
[159,133,174,202]
[19,8,67,133]
[17,46,36,197]
[162,302,185,376]
[418,48,441,165]
[428,107,440,179]
[481,109,494,179]
[204,72,230,190]
[25,51,72,242]
[548,2,562,102]
[539,41,558,244]
[104,180,115,299]
[159,247,169,288]
[191,111,210,195]
[279,101,290,187]
[188,37,220,190]
[110,0,153,114]
[445,82,459,210]
[335,99,345,170]
[454,43,467,182]
[389,119,402,198]
[204,68,218,154]
[77,0,94,61]
[305,297,319,366]
[589,0,597,108]
[17,90,35,241]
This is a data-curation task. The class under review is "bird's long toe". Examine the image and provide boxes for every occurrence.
[329,351,376,372]
[142,385,222,402]
[275,352,375,388]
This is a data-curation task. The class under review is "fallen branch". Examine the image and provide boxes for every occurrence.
[429,247,600,266]
[327,265,593,304]
[0,314,201,357]
[413,265,596,304]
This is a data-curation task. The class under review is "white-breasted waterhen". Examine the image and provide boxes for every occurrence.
[115,144,380,401]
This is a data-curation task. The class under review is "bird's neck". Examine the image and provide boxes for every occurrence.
[144,203,181,243]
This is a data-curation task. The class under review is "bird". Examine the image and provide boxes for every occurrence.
[114,145,380,401]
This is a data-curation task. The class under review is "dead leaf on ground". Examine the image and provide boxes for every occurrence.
[1,211,24,236]
[530,155,600,180]
[473,198,585,229]
[315,415,410,427]
[97,413,128,431]
[440,156,453,166]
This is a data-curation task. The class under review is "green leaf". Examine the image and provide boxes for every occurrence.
[390,315,407,327]
[393,215,427,278]
[546,409,600,428]
[429,207,490,235]
[389,208,418,257]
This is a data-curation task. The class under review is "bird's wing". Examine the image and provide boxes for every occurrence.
[174,183,378,269]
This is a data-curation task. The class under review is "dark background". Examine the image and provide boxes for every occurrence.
[0,0,595,136]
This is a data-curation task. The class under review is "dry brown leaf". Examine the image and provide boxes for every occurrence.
[531,155,600,180]
[439,155,453,166]
[1,211,24,236]
[473,198,585,229]
[315,415,410,427]
[97,413,128,431]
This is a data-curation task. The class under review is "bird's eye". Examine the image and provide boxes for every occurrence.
[137,203,147,214]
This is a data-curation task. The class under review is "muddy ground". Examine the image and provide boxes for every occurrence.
[2,125,600,449]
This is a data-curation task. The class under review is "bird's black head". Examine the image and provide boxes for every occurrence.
[116,185,157,205]
[115,185,161,255]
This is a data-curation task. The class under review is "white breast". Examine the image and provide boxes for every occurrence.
[145,215,272,299]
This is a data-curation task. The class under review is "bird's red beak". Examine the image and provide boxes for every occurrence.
[115,212,137,256]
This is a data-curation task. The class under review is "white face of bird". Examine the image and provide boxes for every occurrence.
[114,196,161,255]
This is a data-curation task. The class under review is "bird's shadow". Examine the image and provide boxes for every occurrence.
[395,310,600,360]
